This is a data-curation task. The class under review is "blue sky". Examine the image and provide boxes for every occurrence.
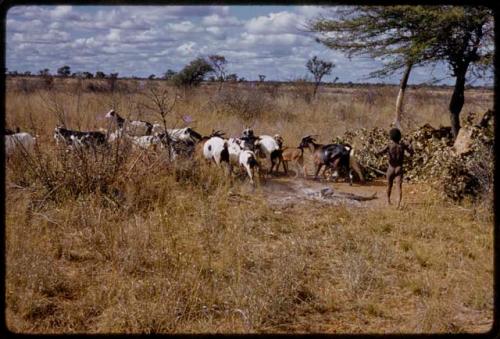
[5,5,493,85]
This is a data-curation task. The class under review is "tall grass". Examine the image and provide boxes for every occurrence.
[5,77,494,333]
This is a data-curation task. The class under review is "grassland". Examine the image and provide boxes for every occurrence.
[4,77,494,333]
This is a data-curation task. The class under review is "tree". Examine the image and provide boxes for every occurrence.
[310,7,434,128]
[107,73,119,92]
[431,7,493,138]
[39,69,50,76]
[171,57,214,89]
[149,74,156,80]
[57,65,71,77]
[225,73,238,82]
[310,6,493,137]
[306,56,334,98]
[95,71,106,79]
[258,74,266,82]
[164,69,177,80]
[208,54,227,91]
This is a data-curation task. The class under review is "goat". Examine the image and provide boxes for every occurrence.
[54,126,107,149]
[157,127,202,145]
[5,127,20,135]
[299,135,364,185]
[322,145,365,185]
[203,136,229,165]
[5,132,36,158]
[195,130,225,161]
[253,135,283,174]
[131,135,162,150]
[241,128,282,174]
[152,123,164,135]
[155,127,202,160]
[169,139,196,160]
[105,109,153,136]
[280,145,307,178]
[239,150,260,185]
[108,129,164,153]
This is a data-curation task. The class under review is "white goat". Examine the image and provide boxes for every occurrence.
[108,129,160,150]
[254,134,283,174]
[5,132,36,158]
[203,136,229,165]
[239,150,260,185]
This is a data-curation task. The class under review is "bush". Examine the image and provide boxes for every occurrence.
[209,89,274,122]
[6,140,132,205]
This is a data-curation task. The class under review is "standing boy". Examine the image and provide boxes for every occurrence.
[377,128,414,208]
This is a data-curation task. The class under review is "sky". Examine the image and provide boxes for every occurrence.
[5,5,493,85]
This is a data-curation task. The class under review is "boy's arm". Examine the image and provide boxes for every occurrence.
[376,145,388,156]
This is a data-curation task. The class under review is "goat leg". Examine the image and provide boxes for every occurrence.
[314,164,323,180]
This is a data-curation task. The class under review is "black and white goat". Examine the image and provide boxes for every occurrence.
[105,109,153,136]
[299,135,364,185]
[156,127,203,159]
[203,135,259,184]
[54,126,107,149]
[241,128,282,174]
[157,127,202,144]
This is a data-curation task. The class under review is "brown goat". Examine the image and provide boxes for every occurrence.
[280,146,307,178]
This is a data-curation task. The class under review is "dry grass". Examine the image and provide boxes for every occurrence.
[5,77,494,334]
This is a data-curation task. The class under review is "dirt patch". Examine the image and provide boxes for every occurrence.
[256,176,384,209]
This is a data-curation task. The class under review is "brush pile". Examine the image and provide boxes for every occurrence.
[334,110,494,201]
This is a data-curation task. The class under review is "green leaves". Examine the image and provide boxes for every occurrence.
[309,6,493,78]
[172,57,215,88]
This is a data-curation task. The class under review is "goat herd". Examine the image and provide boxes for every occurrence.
[5,109,365,186]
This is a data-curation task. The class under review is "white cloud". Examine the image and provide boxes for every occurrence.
[168,21,201,33]
[106,29,121,42]
[176,42,196,57]
[245,11,303,34]
[4,5,486,84]
[202,14,241,27]
[50,5,72,19]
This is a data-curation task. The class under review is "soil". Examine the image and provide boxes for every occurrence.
[251,173,393,209]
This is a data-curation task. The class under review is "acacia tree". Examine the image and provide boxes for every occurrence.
[208,55,227,92]
[310,6,493,137]
[57,65,71,77]
[172,57,214,89]
[310,6,437,129]
[431,7,493,138]
[306,56,334,99]
[164,69,177,80]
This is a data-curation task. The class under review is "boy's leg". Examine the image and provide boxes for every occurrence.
[395,174,403,208]
[394,166,403,208]
[386,166,395,205]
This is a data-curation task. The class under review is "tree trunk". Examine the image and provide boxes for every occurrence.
[449,67,467,140]
[312,82,319,99]
[393,62,413,130]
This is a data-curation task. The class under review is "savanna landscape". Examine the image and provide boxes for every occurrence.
[4,75,494,334]
[4,3,495,335]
